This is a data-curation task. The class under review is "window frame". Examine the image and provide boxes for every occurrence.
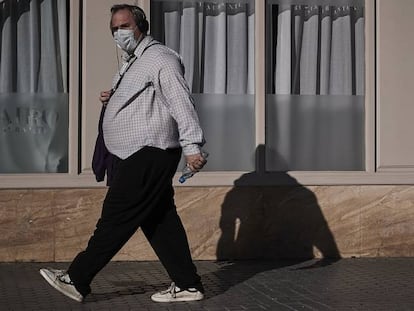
[0,0,92,188]
[2,0,414,189]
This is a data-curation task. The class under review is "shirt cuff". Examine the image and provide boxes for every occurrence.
[182,144,201,156]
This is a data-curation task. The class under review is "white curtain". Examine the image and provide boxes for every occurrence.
[267,4,365,95]
[151,1,255,95]
[266,2,365,171]
[0,0,68,173]
[151,0,256,171]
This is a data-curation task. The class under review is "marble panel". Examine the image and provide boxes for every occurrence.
[114,230,157,261]
[54,189,106,261]
[0,190,55,262]
[175,187,230,259]
[1,185,414,262]
[214,186,265,260]
[0,191,20,261]
[359,186,414,256]
[17,190,55,261]
[260,186,341,259]
[311,186,363,257]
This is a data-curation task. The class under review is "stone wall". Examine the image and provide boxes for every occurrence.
[1,185,414,262]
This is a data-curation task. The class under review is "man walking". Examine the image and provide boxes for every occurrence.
[40,4,206,303]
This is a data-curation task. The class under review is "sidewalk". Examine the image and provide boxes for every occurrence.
[0,258,413,310]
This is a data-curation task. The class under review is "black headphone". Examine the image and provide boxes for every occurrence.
[110,4,149,33]
[130,6,149,33]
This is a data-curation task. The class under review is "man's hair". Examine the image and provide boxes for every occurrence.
[110,4,149,33]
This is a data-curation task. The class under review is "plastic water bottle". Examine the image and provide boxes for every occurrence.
[178,151,209,183]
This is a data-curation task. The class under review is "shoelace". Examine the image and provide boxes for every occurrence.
[56,271,74,285]
[161,282,178,298]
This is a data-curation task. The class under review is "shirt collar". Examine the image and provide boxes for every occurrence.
[133,35,155,60]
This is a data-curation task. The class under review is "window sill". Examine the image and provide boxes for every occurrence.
[1,171,414,189]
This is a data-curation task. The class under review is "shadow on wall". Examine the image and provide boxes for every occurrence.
[200,146,341,298]
[216,145,340,261]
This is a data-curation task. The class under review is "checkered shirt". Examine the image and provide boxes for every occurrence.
[102,36,205,159]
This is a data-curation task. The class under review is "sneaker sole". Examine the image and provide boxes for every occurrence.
[39,269,83,302]
[151,293,204,302]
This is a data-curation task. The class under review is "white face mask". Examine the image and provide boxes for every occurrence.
[113,28,140,53]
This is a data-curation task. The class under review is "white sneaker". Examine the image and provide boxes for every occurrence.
[151,282,204,302]
[39,268,83,302]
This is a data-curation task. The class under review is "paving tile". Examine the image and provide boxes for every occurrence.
[0,259,414,310]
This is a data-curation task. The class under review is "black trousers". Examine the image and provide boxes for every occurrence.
[67,147,202,296]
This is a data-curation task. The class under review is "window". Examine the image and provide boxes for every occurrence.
[151,0,367,174]
[150,0,255,171]
[265,0,365,171]
[1,0,413,188]
[0,0,69,173]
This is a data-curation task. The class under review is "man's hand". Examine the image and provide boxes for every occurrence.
[185,153,207,172]
[99,90,113,105]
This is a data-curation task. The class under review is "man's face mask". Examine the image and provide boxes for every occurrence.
[113,28,139,54]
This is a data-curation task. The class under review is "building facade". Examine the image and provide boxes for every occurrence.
[0,0,413,261]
